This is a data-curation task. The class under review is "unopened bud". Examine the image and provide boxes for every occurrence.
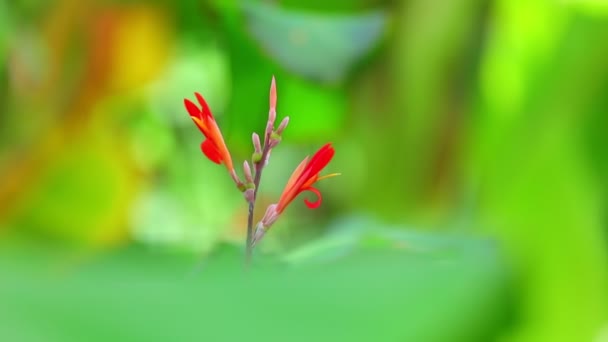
[252,203,281,246]
[243,161,253,183]
[276,116,289,135]
[261,203,279,228]
[269,76,277,111]
[252,133,262,155]
[266,77,278,142]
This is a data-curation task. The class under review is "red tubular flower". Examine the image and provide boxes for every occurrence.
[253,143,340,243]
[184,92,234,173]
[276,143,338,213]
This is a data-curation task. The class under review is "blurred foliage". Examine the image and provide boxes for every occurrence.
[242,1,386,83]
[0,229,510,342]
[1,0,608,341]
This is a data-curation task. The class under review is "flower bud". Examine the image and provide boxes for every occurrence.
[253,203,279,246]
[269,76,277,111]
[252,132,262,154]
[276,116,289,135]
[266,77,278,141]
[243,161,253,183]
[260,203,279,228]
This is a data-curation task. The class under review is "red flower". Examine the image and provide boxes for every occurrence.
[276,143,339,213]
[254,143,339,243]
[184,93,234,173]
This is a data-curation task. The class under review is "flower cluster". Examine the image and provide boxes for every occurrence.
[183,77,339,255]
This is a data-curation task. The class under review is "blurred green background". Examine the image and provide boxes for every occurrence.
[1,0,608,341]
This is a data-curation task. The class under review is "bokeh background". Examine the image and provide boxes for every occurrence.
[1,0,608,341]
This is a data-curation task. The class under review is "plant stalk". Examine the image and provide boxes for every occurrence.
[245,143,271,268]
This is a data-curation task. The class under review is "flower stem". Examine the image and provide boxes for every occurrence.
[245,143,271,268]
[245,201,254,267]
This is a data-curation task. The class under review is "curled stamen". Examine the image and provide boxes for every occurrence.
[302,187,322,209]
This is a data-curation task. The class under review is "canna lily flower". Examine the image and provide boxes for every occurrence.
[184,92,241,186]
[253,143,340,244]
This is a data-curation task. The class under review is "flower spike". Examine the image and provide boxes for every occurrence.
[183,77,336,264]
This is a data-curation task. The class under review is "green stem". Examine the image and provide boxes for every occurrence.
[245,143,271,268]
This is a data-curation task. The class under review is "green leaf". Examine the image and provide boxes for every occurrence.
[242,2,387,83]
[0,234,510,342]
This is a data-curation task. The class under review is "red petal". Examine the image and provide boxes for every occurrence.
[201,140,222,164]
[195,92,213,119]
[184,98,201,118]
[305,143,334,177]
[302,187,322,209]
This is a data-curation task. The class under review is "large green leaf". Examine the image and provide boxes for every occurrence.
[242,2,387,83]
[0,230,511,342]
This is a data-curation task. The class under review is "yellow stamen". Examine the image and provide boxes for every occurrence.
[316,173,341,182]
[191,117,208,132]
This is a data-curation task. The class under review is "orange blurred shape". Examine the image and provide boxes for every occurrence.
[93,5,173,93]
